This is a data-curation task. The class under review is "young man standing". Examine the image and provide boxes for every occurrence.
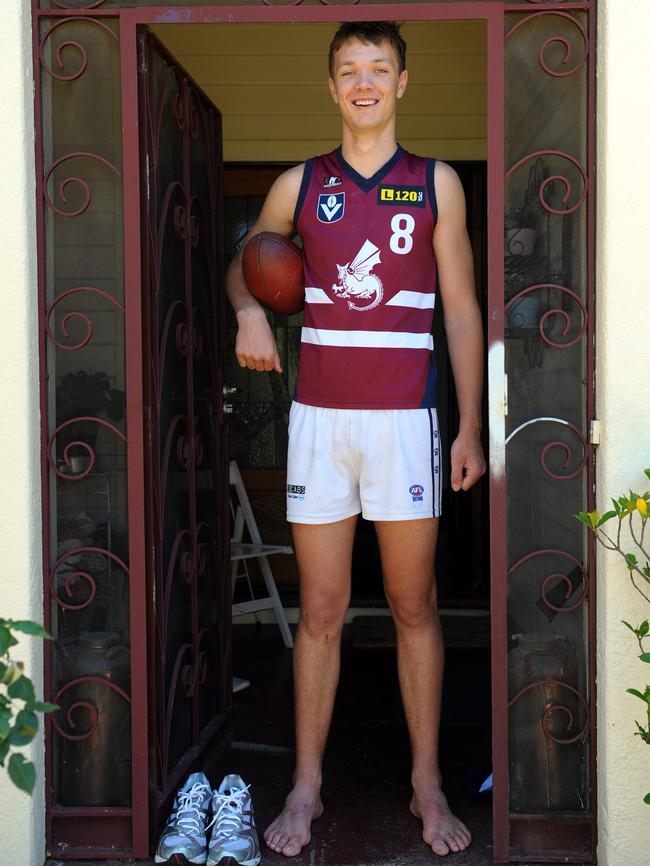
[226,22,485,858]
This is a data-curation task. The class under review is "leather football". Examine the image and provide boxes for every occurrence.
[241,231,304,316]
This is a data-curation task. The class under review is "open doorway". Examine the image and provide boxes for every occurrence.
[150,18,492,863]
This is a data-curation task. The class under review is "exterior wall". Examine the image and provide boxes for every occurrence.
[152,21,487,162]
[2,3,650,866]
[0,3,45,866]
[596,2,650,864]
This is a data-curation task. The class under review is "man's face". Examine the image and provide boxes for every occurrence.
[328,37,408,133]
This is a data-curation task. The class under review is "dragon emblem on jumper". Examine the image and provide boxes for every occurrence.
[331,239,383,312]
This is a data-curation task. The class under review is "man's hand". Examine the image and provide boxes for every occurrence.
[235,305,283,373]
[450,431,486,492]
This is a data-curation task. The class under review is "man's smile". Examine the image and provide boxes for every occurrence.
[352,98,379,107]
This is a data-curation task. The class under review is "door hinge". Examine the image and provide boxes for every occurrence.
[589,419,600,446]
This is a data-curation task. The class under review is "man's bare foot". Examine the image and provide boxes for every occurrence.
[264,783,324,857]
[410,786,472,856]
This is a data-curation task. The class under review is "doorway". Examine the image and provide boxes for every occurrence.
[34,2,597,862]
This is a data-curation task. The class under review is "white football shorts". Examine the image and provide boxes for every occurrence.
[286,401,442,524]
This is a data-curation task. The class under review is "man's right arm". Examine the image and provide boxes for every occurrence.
[226,164,304,373]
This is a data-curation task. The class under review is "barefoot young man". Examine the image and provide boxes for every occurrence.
[226,22,486,858]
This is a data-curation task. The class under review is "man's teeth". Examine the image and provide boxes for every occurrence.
[353,99,378,106]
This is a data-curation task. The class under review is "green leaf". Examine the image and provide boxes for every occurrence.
[576,512,593,528]
[9,710,38,747]
[612,498,622,516]
[640,621,650,637]
[0,739,9,765]
[0,625,17,656]
[626,688,647,701]
[597,511,618,526]
[0,708,11,738]
[7,621,51,640]
[644,792,650,805]
[7,753,35,795]
[622,620,637,634]
[31,701,58,714]
[7,676,35,704]
[625,552,639,569]
[639,653,650,664]
[644,468,650,482]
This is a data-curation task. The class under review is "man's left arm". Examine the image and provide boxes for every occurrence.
[432,161,486,492]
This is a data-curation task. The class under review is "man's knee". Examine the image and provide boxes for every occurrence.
[386,586,437,629]
[299,589,349,639]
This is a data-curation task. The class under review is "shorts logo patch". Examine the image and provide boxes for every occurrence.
[410,484,425,502]
[287,483,306,501]
[378,185,426,208]
[318,192,345,223]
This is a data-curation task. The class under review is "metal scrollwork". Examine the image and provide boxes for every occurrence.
[505,283,587,349]
[506,150,587,216]
[44,152,122,218]
[509,680,589,744]
[506,416,587,480]
[46,287,125,351]
[508,549,587,613]
[52,677,131,742]
[50,547,129,611]
[40,17,117,82]
[48,417,127,480]
[506,11,588,79]
[52,0,110,9]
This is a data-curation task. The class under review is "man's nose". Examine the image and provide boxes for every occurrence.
[356,69,372,88]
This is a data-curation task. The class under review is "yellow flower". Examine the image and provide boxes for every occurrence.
[636,498,648,516]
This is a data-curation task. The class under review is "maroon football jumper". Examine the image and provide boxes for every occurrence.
[294,145,438,409]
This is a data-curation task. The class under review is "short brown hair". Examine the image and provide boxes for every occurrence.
[328,22,407,78]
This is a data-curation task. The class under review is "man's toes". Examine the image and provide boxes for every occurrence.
[430,835,450,856]
[445,834,460,853]
[282,836,302,857]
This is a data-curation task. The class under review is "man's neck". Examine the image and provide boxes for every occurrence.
[339,128,399,180]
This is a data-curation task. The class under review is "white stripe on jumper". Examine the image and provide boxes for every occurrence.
[305,286,334,304]
[385,291,435,310]
[301,328,433,350]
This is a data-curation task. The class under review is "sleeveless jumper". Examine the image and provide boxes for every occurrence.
[293,145,438,409]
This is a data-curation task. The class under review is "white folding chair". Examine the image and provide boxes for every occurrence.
[229,460,294,648]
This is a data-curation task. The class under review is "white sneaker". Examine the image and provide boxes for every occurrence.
[206,774,261,866]
[155,771,212,864]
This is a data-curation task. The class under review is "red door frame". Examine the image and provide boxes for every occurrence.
[33,1,596,861]
[118,3,505,858]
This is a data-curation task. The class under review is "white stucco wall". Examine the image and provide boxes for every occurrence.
[596,1,650,864]
[0,1,648,865]
[0,2,45,866]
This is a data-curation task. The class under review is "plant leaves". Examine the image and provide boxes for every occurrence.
[625,552,639,569]
[622,620,637,634]
[31,701,59,714]
[626,688,646,701]
[7,676,35,704]
[8,621,51,640]
[0,708,11,738]
[640,621,650,637]
[576,512,593,528]
[0,739,9,765]
[645,792,650,805]
[639,653,650,664]
[597,511,618,526]
[0,625,17,656]
[9,710,38,747]
[7,753,35,795]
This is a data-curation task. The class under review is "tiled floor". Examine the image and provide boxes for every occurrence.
[228,622,495,866]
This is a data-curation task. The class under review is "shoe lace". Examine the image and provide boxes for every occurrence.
[208,784,251,837]
[173,782,211,835]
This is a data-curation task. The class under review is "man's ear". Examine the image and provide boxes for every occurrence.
[328,77,339,104]
[397,69,408,99]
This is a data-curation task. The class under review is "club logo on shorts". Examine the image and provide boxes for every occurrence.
[409,484,425,502]
[287,483,306,501]
[318,192,345,223]
[322,175,343,189]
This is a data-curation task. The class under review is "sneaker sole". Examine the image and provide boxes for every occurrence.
[206,857,261,866]
[155,855,207,865]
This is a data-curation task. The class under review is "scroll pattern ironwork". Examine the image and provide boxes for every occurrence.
[39,14,132,821]
[504,3,593,831]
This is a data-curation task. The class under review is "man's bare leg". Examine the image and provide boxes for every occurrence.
[265,516,357,857]
[375,519,472,856]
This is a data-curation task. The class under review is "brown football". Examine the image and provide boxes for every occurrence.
[242,231,304,316]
